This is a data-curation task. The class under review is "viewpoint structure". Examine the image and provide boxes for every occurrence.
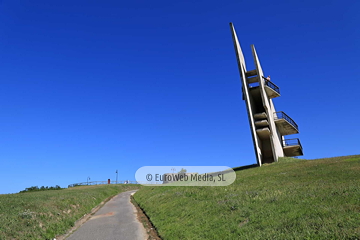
[229,23,303,166]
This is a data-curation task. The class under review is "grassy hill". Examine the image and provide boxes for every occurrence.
[134,155,360,239]
[0,184,139,239]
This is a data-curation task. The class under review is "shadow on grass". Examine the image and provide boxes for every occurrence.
[232,164,258,172]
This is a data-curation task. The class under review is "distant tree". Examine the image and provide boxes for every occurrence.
[178,168,187,174]
[28,186,39,191]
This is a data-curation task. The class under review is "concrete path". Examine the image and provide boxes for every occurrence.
[66,190,146,240]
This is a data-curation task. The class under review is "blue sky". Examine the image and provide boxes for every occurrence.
[0,0,359,194]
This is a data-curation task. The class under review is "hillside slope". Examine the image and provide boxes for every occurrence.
[134,155,360,239]
[0,184,139,239]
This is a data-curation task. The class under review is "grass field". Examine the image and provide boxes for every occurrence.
[0,184,139,240]
[134,155,360,239]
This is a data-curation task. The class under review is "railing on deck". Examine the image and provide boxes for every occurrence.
[283,138,302,149]
[274,111,299,131]
[262,76,280,95]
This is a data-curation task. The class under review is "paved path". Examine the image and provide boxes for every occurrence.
[66,190,146,240]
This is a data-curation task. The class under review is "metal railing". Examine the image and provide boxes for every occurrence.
[274,111,299,131]
[262,76,280,95]
[68,180,139,188]
[283,138,302,149]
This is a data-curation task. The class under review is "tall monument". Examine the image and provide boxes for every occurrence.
[229,23,303,166]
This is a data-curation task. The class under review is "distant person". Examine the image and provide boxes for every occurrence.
[266,75,271,81]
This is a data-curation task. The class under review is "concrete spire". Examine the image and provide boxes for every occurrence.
[229,23,303,165]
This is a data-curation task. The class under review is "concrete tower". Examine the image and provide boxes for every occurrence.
[229,23,303,166]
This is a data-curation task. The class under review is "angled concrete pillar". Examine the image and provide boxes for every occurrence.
[230,23,262,166]
[251,45,284,162]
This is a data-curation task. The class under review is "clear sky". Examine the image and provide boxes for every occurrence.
[0,0,359,194]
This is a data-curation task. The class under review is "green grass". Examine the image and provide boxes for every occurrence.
[0,184,140,240]
[134,155,360,240]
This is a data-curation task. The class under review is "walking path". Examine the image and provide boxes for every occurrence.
[66,190,147,240]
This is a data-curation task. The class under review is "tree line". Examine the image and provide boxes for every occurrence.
[19,185,63,193]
